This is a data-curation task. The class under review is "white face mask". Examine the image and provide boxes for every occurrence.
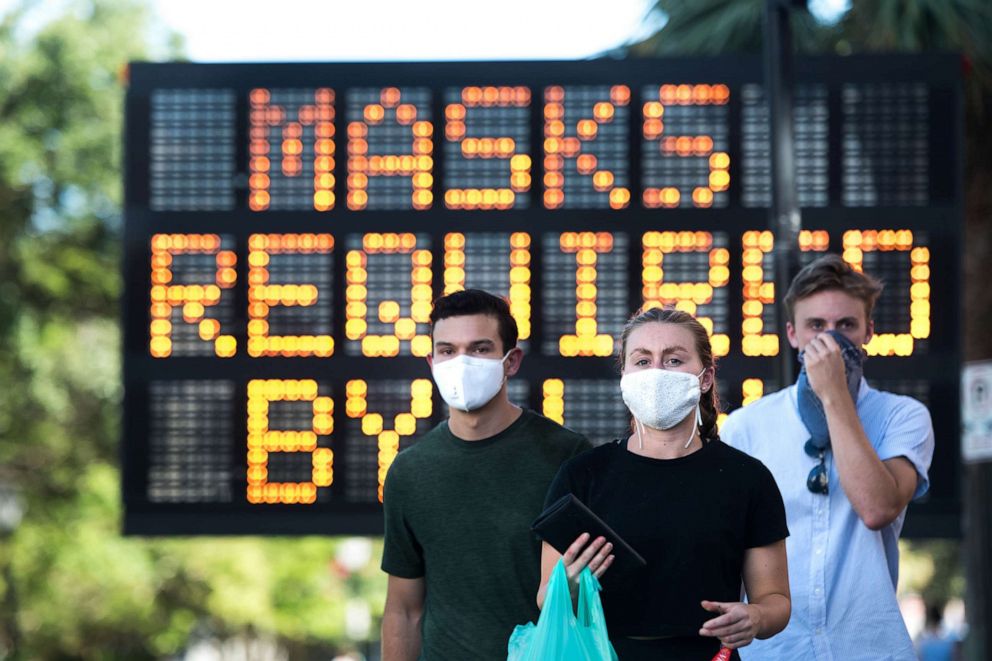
[620,368,706,449]
[431,352,510,412]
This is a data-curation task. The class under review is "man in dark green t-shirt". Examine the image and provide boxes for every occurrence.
[380,289,591,661]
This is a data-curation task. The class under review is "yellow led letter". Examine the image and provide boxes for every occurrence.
[641,231,731,357]
[246,379,334,505]
[345,379,433,502]
[741,230,829,357]
[558,232,616,357]
[345,233,433,357]
[843,229,929,356]
[247,233,335,357]
[442,232,532,340]
[542,379,565,425]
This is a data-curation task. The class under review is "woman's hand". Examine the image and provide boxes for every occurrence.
[561,532,614,586]
[699,601,762,649]
[536,537,614,609]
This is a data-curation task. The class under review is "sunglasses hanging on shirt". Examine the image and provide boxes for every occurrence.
[804,439,829,495]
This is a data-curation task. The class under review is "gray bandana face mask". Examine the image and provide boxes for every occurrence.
[795,330,865,492]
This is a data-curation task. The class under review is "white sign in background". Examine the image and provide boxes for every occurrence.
[962,360,992,463]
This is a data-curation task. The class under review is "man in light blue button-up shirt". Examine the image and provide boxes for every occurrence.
[722,255,934,661]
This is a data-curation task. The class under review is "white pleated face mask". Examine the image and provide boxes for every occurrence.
[620,368,705,448]
[431,353,509,412]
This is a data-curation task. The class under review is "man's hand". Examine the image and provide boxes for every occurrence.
[802,333,850,404]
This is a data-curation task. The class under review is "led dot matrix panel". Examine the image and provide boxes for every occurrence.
[124,57,962,536]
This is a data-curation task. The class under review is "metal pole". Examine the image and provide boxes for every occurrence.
[964,461,991,660]
[763,0,804,388]
[962,362,992,660]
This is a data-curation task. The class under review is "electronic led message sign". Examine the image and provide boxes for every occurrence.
[123,56,961,535]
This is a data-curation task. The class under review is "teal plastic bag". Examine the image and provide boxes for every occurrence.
[507,559,618,661]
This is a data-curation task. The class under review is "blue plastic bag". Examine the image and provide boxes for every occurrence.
[507,559,618,661]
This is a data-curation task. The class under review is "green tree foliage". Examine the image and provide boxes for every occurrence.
[631,0,991,74]
[841,1,992,78]
[629,0,829,55]
[0,2,387,658]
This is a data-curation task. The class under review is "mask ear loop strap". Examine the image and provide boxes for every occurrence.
[497,350,514,390]
[684,402,702,449]
[686,368,707,449]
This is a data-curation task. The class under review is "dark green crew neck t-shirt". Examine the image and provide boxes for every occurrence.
[381,409,591,661]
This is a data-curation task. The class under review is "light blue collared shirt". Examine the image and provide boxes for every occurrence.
[722,379,934,661]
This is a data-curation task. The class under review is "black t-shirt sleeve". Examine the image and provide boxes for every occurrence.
[543,460,578,510]
[570,434,594,458]
[380,459,425,578]
[743,461,790,549]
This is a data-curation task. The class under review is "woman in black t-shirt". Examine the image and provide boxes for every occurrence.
[536,308,791,661]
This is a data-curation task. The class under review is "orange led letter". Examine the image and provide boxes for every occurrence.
[149,233,236,358]
[347,87,433,210]
[444,86,531,210]
[643,84,730,209]
[544,85,631,210]
[248,88,335,212]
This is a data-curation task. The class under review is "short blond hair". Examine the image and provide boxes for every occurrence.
[784,254,883,322]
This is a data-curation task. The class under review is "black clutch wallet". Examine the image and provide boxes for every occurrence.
[531,493,647,576]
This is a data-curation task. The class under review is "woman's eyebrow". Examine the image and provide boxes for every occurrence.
[629,345,689,357]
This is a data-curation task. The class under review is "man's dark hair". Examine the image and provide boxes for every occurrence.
[784,254,884,323]
[429,289,518,354]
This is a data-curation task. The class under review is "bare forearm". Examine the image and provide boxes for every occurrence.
[822,394,903,527]
[749,593,791,639]
[536,583,547,609]
[381,611,422,661]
